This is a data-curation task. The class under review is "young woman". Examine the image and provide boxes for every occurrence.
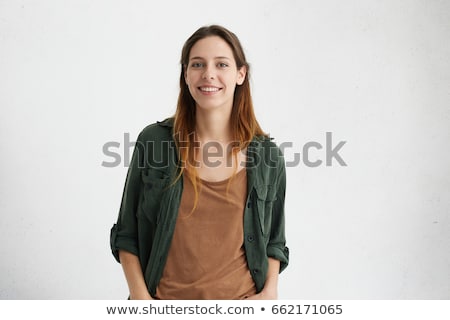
[110,25,289,300]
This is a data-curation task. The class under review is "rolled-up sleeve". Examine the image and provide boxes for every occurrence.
[267,149,289,272]
[110,131,145,263]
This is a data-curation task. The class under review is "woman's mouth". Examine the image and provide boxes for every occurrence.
[198,86,222,93]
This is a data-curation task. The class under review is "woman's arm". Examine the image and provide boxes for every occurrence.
[119,250,153,300]
[246,258,280,300]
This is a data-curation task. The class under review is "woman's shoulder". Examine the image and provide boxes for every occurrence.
[252,134,281,152]
[137,117,174,142]
[250,134,285,166]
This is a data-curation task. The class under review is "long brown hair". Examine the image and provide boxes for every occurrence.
[173,25,267,209]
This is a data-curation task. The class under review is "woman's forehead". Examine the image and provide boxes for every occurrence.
[189,36,234,59]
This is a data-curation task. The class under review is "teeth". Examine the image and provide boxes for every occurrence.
[200,87,220,92]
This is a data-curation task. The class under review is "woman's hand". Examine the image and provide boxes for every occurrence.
[129,292,154,300]
[245,258,280,300]
[245,289,277,300]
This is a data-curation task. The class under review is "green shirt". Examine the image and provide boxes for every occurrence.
[110,118,289,297]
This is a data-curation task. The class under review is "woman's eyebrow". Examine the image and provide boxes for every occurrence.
[189,56,231,61]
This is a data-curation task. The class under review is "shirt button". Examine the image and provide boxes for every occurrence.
[252,269,259,274]
[247,235,254,242]
[247,201,252,208]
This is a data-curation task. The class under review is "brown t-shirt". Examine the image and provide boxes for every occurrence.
[155,169,256,299]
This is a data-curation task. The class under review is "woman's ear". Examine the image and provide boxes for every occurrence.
[236,66,247,85]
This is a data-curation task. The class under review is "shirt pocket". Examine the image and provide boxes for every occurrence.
[139,168,170,223]
[254,184,277,237]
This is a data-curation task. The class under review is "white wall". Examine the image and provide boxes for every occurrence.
[1,0,449,299]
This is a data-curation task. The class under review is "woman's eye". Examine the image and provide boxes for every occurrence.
[218,62,228,68]
[191,62,203,68]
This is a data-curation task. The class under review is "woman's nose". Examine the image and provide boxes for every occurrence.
[202,65,215,80]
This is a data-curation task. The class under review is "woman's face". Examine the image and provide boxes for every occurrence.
[185,36,246,112]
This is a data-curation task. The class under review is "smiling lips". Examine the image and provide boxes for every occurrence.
[199,86,222,93]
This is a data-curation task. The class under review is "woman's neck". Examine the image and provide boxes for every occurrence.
[195,106,232,143]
